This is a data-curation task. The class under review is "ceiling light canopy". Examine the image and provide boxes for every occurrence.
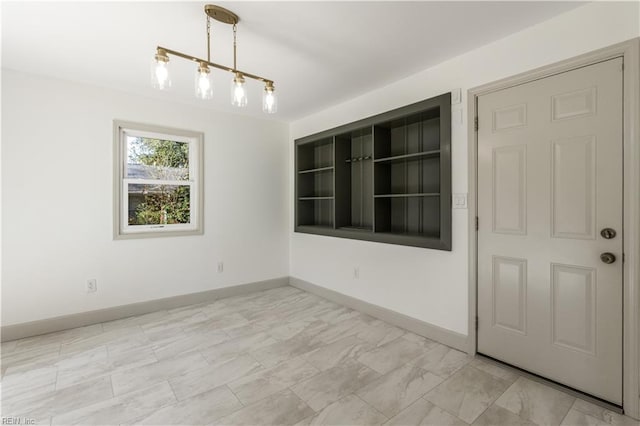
[151,4,277,113]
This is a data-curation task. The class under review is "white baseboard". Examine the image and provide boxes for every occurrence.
[2,276,468,352]
[1,277,289,342]
[289,276,468,352]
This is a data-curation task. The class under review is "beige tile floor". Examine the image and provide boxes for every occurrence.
[1,286,637,425]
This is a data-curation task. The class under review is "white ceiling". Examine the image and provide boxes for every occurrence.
[2,1,585,122]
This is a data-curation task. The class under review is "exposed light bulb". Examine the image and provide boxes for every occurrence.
[154,62,169,89]
[262,82,277,114]
[231,73,247,107]
[151,50,171,90]
[195,63,213,100]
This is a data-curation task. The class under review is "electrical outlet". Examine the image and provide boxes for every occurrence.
[217,262,224,273]
[353,266,360,279]
[87,279,97,293]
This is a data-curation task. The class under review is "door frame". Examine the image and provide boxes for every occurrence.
[467,38,640,418]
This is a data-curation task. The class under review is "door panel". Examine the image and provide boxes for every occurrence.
[477,58,623,404]
[551,136,596,239]
[551,263,596,355]
[493,145,527,235]
[492,256,527,334]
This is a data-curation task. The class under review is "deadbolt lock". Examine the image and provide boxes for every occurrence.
[600,252,616,264]
[600,228,616,239]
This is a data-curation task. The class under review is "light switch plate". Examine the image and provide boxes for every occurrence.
[451,88,462,105]
[453,193,467,209]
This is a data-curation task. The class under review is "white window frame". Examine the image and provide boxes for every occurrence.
[113,120,204,239]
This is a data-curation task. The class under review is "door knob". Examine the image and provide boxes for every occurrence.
[600,228,617,239]
[600,252,616,264]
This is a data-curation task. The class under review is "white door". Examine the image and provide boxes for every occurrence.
[477,58,623,404]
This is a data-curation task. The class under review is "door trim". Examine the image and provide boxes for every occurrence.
[467,38,640,419]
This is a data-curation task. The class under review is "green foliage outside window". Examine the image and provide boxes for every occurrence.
[128,138,191,225]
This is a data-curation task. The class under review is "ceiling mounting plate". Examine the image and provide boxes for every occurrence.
[204,5,239,25]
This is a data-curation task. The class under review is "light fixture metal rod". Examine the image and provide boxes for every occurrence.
[206,16,211,62]
[157,46,273,84]
[233,23,237,70]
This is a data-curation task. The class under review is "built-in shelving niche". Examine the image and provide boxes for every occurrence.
[336,127,373,232]
[297,137,334,228]
[295,93,451,250]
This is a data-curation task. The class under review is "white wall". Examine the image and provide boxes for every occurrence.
[2,69,290,326]
[290,2,640,335]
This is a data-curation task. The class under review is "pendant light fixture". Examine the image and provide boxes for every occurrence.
[151,4,277,113]
[151,49,171,90]
[231,72,247,107]
[263,81,277,114]
[195,62,213,100]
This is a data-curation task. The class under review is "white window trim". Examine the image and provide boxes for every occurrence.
[113,120,204,239]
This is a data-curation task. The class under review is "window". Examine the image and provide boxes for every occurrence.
[114,121,203,239]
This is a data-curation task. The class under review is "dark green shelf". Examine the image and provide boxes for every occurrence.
[338,226,373,232]
[298,166,334,174]
[374,193,439,198]
[374,150,440,163]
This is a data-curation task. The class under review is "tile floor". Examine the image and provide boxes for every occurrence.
[1,286,637,425]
